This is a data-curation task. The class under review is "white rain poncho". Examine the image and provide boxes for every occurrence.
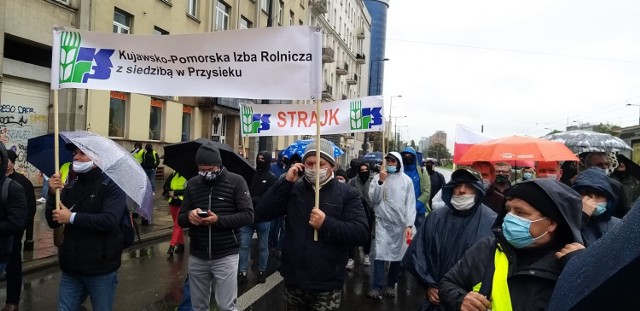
[369,151,417,261]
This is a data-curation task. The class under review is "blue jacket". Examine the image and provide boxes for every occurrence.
[401,147,431,214]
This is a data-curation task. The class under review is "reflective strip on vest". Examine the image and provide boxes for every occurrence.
[168,173,186,203]
[60,162,71,184]
[491,246,512,311]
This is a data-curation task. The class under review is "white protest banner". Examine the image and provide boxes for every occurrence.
[51,26,322,100]
[240,96,384,136]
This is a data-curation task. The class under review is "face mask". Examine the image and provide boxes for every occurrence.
[450,194,476,211]
[304,168,330,184]
[256,160,268,170]
[593,201,607,217]
[386,166,397,174]
[358,171,369,181]
[502,213,548,249]
[402,157,414,166]
[198,170,220,182]
[73,161,94,174]
[540,174,557,180]
[522,173,533,180]
[495,175,510,185]
[482,179,491,190]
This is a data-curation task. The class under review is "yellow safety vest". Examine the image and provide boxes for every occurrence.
[472,244,513,311]
[60,162,71,184]
[132,149,145,164]
[168,173,186,204]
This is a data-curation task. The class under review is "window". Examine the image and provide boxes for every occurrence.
[261,0,268,12]
[153,26,169,35]
[278,1,284,26]
[240,16,252,29]
[289,10,294,26]
[113,8,132,34]
[109,92,127,137]
[216,1,230,31]
[187,0,198,17]
[149,99,163,140]
[182,106,192,142]
[299,19,303,26]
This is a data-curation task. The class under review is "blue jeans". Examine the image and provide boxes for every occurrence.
[239,222,271,273]
[58,271,118,311]
[372,260,401,290]
[144,169,156,191]
[269,216,285,251]
[41,175,49,197]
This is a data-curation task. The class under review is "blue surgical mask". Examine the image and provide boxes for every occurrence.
[522,173,533,180]
[386,166,397,174]
[501,213,548,249]
[482,179,491,190]
[593,201,607,217]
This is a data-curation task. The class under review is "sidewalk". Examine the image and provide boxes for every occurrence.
[20,191,175,276]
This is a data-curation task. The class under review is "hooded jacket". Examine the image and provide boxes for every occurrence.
[0,144,27,263]
[572,167,621,247]
[369,152,417,261]
[401,147,431,214]
[249,151,277,212]
[403,171,496,311]
[439,179,584,311]
[254,171,369,290]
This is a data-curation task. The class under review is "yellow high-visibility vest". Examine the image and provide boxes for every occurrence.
[60,162,71,184]
[168,173,186,204]
[472,244,512,311]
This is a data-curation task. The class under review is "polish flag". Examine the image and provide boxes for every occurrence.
[453,124,495,164]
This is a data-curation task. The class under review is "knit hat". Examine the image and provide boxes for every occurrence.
[195,141,222,166]
[506,182,562,223]
[303,139,336,167]
[335,168,347,179]
[6,149,17,163]
[451,168,482,183]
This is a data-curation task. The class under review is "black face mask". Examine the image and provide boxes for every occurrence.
[402,156,414,166]
[426,165,434,173]
[358,171,369,182]
[256,160,268,171]
[495,175,510,185]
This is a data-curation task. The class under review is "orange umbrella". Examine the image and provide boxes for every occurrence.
[457,136,579,165]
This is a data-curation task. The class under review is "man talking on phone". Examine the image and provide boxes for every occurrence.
[178,141,253,311]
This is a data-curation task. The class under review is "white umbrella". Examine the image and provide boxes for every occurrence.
[542,130,631,154]
[61,131,153,220]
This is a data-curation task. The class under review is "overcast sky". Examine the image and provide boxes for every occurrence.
[383,0,640,151]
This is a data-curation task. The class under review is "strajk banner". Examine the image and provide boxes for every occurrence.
[240,96,384,137]
[51,26,322,100]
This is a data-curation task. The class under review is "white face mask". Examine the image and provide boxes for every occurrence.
[73,160,95,174]
[482,179,491,190]
[304,167,331,186]
[540,174,557,180]
[451,194,476,211]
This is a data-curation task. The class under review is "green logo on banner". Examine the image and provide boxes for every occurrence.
[241,106,271,134]
[350,100,383,130]
[59,32,115,84]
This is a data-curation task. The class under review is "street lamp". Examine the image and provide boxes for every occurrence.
[390,115,407,151]
[626,103,640,125]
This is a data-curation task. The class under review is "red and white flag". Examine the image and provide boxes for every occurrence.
[453,124,494,164]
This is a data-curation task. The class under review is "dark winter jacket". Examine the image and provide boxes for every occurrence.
[572,168,622,247]
[255,176,369,291]
[608,177,631,218]
[0,145,27,263]
[482,184,509,214]
[439,179,584,311]
[403,172,496,311]
[346,173,373,219]
[426,167,445,207]
[249,151,277,210]
[7,172,36,223]
[178,168,253,260]
[45,169,126,275]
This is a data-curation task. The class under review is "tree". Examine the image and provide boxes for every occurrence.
[427,143,451,162]
[593,123,622,136]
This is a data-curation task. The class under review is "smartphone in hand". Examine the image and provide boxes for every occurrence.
[197,211,209,218]
[297,167,305,177]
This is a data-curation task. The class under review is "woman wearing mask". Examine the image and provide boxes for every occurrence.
[403,168,496,311]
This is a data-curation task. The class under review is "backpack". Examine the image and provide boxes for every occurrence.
[84,177,141,249]
[141,151,158,170]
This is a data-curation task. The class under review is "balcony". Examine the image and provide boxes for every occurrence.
[322,83,334,101]
[322,47,335,63]
[357,28,365,39]
[346,73,358,85]
[310,0,328,14]
[356,53,366,64]
[336,62,348,75]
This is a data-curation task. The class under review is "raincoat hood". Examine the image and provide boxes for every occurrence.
[385,152,404,173]
[0,143,7,177]
[256,150,273,172]
[441,170,487,213]
[498,179,584,245]
[400,147,419,169]
[572,167,617,217]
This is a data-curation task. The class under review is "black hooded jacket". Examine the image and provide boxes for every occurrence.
[249,151,277,214]
[403,173,496,311]
[439,179,584,311]
[572,168,621,247]
[0,145,27,262]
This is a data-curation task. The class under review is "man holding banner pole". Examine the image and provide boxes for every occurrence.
[255,138,369,310]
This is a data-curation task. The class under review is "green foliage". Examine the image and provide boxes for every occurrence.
[593,123,622,136]
[426,143,451,161]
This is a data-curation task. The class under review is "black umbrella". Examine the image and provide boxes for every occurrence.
[549,200,640,310]
[163,138,255,184]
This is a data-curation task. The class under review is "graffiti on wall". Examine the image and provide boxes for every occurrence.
[0,102,48,186]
